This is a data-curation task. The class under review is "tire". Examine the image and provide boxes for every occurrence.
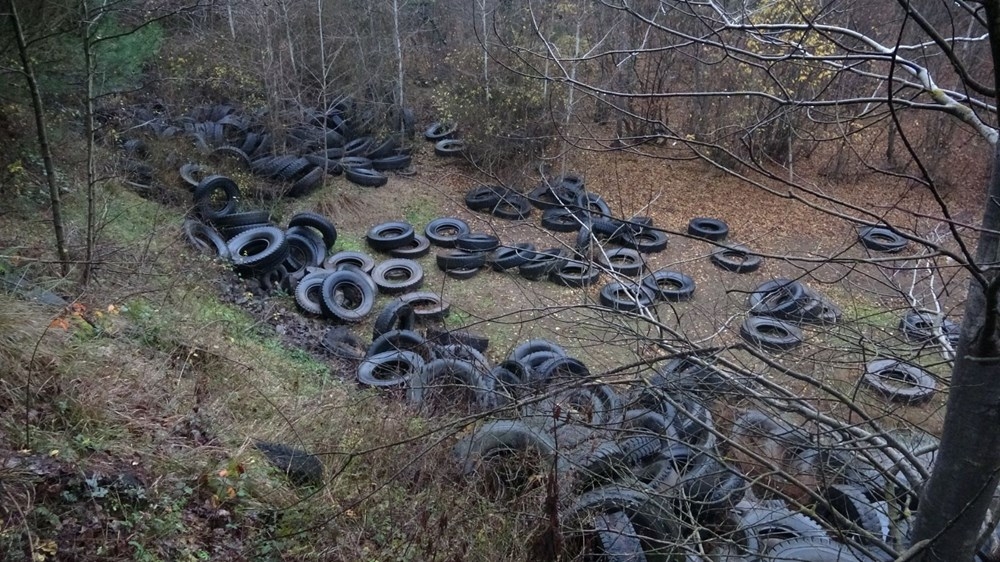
[815,484,885,544]
[899,309,960,346]
[581,510,648,561]
[465,185,506,212]
[436,249,487,271]
[342,136,374,157]
[434,139,465,156]
[212,210,273,229]
[651,357,730,397]
[283,229,326,274]
[370,258,424,294]
[182,220,230,259]
[550,260,601,287]
[367,221,415,251]
[600,248,644,277]
[490,193,532,220]
[737,501,828,547]
[373,300,416,339]
[424,121,458,140]
[253,441,323,487]
[592,219,636,245]
[399,291,451,320]
[575,191,612,217]
[859,226,908,253]
[518,248,569,280]
[208,146,251,168]
[368,329,434,362]
[324,251,376,273]
[452,419,555,476]
[599,282,655,312]
[541,207,585,232]
[740,317,804,351]
[345,167,388,187]
[288,212,338,249]
[357,350,424,389]
[687,217,729,241]
[535,356,590,384]
[275,157,312,182]
[862,359,936,405]
[389,234,431,259]
[747,278,810,318]
[711,243,762,273]
[444,266,480,280]
[765,537,872,561]
[287,166,325,197]
[425,217,471,248]
[320,326,366,360]
[455,233,501,253]
[563,484,680,556]
[227,226,288,276]
[179,163,204,189]
[337,156,373,171]
[627,229,669,254]
[641,270,695,302]
[294,270,331,315]
[371,154,412,171]
[320,269,376,322]
[407,358,493,412]
[365,136,400,160]
[490,243,536,271]
[194,175,240,221]
[425,327,490,353]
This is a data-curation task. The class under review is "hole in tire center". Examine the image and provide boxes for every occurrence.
[723,251,748,262]
[870,233,895,243]
[241,239,271,257]
[879,369,918,385]
[756,324,789,337]
[334,285,364,309]
[656,279,683,290]
[379,228,404,238]
[384,267,411,282]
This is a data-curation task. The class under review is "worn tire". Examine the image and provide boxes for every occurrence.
[711,243,762,273]
[862,359,936,405]
[641,270,695,302]
[319,269,376,322]
[740,317,804,351]
[370,258,424,294]
[687,217,729,241]
[367,221,415,251]
[425,217,471,248]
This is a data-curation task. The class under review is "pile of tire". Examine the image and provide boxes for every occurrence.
[425,121,465,157]
[740,278,843,352]
[451,350,926,561]
[898,308,960,347]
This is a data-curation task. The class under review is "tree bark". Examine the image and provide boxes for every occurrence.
[7,0,70,277]
[81,0,97,285]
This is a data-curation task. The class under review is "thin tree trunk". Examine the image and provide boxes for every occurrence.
[392,0,404,116]
[7,0,69,276]
[81,0,97,285]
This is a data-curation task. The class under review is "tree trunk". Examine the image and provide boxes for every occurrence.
[7,0,70,276]
[81,0,97,285]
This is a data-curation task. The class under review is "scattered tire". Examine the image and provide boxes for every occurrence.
[711,244,762,273]
[357,350,424,389]
[408,358,494,412]
[434,139,466,156]
[599,282,656,312]
[436,249,487,271]
[641,270,695,302]
[627,229,669,254]
[424,121,458,141]
[518,248,568,280]
[899,309,960,346]
[320,326,366,360]
[288,212,338,249]
[389,234,431,259]
[687,217,729,241]
[367,221,415,251]
[253,441,323,487]
[324,250,375,273]
[455,233,501,253]
[370,259,424,294]
[227,226,288,276]
[740,316,804,351]
[399,291,451,320]
[490,193,532,220]
[179,163,204,189]
[425,217,471,248]
[859,226,908,253]
[373,300,416,339]
[599,248,644,277]
[541,208,585,232]
[490,243,536,271]
[182,220,230,259]
[194,175,240,221]
[371,154,412,171]
[345,167,388,187]
[862,359,936,405]
[550,260,601,288]
[465,185,506,212]
[294,270,332,315]
[319,269,376,322]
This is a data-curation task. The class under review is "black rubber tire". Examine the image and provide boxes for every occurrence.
[319,269,376,322]
[451,419,555,476]
[283,229,326,274]
[535,356,590,384]
[527,183,580,210]
[371,153,412,171]
[342,136,374,157]
[336,156,373,171]
[592,219,636,245]
[367,329,434,362]
[627,229,669,254]
[324,251,375,273]
[227,226,288,276]
[600,248,644,277]
[711,243,762,273]
[490,243,536,271]
[288,212,337,249]
[490,193,532,220]
[345,167,388,187]
[575,191,612,217]
[651,357,730,397]
[276,157,312,182]
[179,163,204,189]
[518,248,569,280]
[211,210,272,229]
[641,270,695,302]
[320,326,366,360]
[425,327,490,353]
[434,139,465,156]
[436,249,487,271]
[511,339,567,363]
[399,291,451,320]
[859,226,908,253]
[287,166,325,197]
[388,234,431,259]
[444,266,480,280]
[747,278,810,318]
[194,175,240,221]
[815,484,885,544]
[765,536,871,561]
[740,316,804,351]
[357,350,424,389]
[541,207,585,232]
[862,358,937,405]
[425,217,471,248]
[365,136,400,160]
[424,121,458,141]
[367,221,415,251]
[370,258,424,294]
[583,509,648,561]
[407,358,494,412]
[563,485,680,556]
[465,185,507,212]
[550,260,601,288]
[373,300,417,339]
[687,217,729,241]
[738,501,828,547]
[899,309,960,346]
[209,146,251,168]
[455,233,501,253]
[182,220,231,259]
[294,270,331,315]
[599,282,656,312]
